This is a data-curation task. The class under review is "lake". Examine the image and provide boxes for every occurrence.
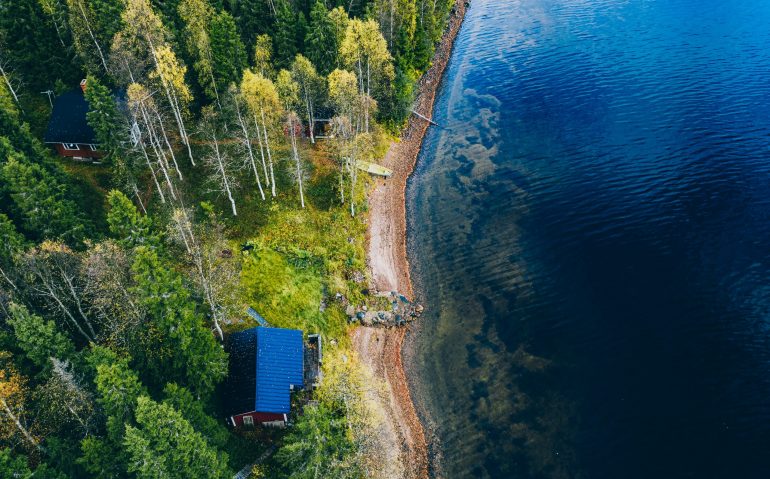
[405,0,770,477]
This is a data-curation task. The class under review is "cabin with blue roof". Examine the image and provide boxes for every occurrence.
[225,327,305,427]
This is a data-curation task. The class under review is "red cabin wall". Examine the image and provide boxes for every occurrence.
[53,143,104,159]
[230,411,285,428]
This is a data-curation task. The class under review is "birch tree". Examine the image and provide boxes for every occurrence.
[168,205,239,341]
[329,68,361,129]
[0,355,41,452]
[19,242,97,343]
[276,70,307,208]
[290,54,323,144]
[36,358,96,438]
[329,69,360,204]
[82,241,145,346]
[287,112,307,208]
[344,132,374,217]
[253,34,274,78]
[241,70,282,196]
[67,0,111,73]
[199,107,239,216]
[340,19,394,132]
[151,45,195,165]
[224,86,265,200]
[114,0,196,164]
[127,82,180,202]
[0,51,22,111]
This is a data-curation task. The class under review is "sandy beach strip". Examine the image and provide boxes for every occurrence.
[353,1,468,477]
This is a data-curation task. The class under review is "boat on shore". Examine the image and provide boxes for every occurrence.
[357,160,393,177]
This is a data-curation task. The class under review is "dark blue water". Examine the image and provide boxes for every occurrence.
[405,1,770,478]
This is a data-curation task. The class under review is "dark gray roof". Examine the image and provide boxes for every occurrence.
[43,90,97,144]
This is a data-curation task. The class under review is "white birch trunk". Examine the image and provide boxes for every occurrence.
[137,132,166,203]
[0,398,42,452]
[0,63,21,108]
[76,0,109,72]
[153,108,182,179]
[148,41,195,166]
[132,183,148,214]
[289,116,305,208]
[261,108,277,197]
[212,133,237,216]
[235,100,265,200]
[253,114,270,187]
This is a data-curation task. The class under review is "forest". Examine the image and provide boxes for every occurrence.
[0,0,453,476]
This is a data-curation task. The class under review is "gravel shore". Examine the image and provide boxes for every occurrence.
[353,1,468,477]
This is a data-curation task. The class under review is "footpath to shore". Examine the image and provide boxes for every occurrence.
[352,1,468,477]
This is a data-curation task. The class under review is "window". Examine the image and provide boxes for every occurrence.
[63,143,80,151]
[89,144,98,151]
[242,415,254,427]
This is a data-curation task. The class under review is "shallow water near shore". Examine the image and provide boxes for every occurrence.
[405,0,770,477]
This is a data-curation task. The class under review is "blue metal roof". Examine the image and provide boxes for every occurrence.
[254,327,304,414]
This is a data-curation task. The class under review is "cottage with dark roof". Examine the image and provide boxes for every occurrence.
[44,80,103,160]
[225,327,305,428]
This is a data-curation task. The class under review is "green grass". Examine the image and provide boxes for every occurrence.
[58,160,112,235]
[174,136,377,345]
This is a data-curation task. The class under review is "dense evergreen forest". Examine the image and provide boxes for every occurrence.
[0,0,453,476]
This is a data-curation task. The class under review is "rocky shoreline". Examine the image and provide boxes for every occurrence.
[352,0,469,477]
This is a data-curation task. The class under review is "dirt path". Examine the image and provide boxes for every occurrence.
[355,1,468,478]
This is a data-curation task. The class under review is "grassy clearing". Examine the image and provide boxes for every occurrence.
[177,136,379,346]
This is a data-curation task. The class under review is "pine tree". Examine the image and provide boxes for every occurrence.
[6,303,75,367]
[233,0,274,53]
[162,383,229,449]
[273,0,298,68]
[106,190,157,248]
[0,140,87,244]
[79,346,145,478]
[304,1,346,76]
[178,0,218,102]
[0,214,25,292]
[0,0,79,90]
[90,347,145,428]
[209,11,247,93]
[131,247,228,396]
[85,75,124,162]
[0,449,65,478]
[90,0,127,39]
[0,77,19,118]
[124,396,232,479]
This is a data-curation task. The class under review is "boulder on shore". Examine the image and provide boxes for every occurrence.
[347,291,423,327]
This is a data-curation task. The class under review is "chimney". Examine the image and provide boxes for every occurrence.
[80,78,87,94]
